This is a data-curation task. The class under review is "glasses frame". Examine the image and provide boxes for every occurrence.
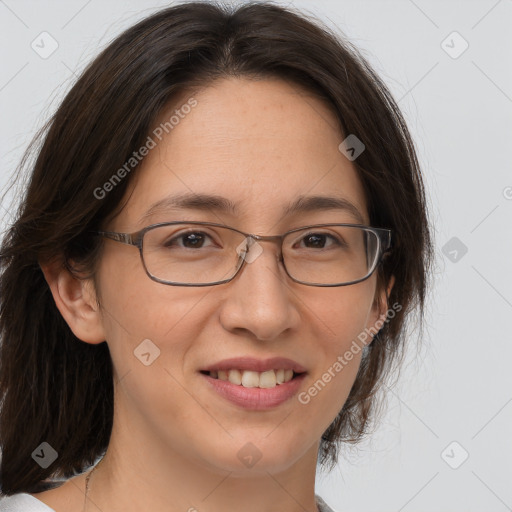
[94,221,392,287]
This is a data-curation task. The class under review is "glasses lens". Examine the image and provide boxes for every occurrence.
[283,225,380,285]
[142,224,244,285]
[142,223,381,286]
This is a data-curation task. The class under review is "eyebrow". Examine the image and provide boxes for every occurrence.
[139,192,366,225]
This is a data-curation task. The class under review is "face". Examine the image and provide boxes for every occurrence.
[93,77,389,475]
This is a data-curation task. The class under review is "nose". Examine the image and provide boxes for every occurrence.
[218,238,301,341]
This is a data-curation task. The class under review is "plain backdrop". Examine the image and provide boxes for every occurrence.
[1,1,511,511]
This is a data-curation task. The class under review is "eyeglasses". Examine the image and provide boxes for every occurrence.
[94,221,392,287]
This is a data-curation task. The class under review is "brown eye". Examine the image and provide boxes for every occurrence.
[163,231,215,249]
[294,232,345,250]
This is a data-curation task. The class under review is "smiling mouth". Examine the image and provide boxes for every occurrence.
[199,369,304,388]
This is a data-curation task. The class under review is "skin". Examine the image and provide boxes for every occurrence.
[37,77,394,512]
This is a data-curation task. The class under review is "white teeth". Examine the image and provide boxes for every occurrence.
[228,369,242,385]
[241,370,260,388]
[209,368,296,388]
[258,370,277,388]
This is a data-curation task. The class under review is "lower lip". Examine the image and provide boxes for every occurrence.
[200,372,307,410]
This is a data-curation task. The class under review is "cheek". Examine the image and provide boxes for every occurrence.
[294,284,375,413]
[96,264,208,432]
[97,245,175,332]
[305,280,377,348]
[97,251,213,376]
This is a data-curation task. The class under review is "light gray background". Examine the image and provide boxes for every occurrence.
[1,1,511,511]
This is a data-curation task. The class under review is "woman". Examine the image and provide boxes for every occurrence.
[0,2,433,511]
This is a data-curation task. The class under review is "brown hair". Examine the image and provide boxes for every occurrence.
[0,0,433,494]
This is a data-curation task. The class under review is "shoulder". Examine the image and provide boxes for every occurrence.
[1,489,335,512]
[1,474,86,512]
[0,493,56,511]
[315,494,338,512]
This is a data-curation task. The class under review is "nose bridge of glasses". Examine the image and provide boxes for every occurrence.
[239,233,285,262]
[249,233,284,243]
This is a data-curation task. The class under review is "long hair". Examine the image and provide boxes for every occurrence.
[0,0,433,494]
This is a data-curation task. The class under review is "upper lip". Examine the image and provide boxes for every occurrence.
[201,357,307,373]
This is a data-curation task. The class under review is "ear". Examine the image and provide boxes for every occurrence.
[369,274,396,332]
[39,258,106,344]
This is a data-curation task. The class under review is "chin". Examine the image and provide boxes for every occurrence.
[201,436,311,475]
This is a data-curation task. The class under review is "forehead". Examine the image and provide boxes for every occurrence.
[116,77,369,229]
